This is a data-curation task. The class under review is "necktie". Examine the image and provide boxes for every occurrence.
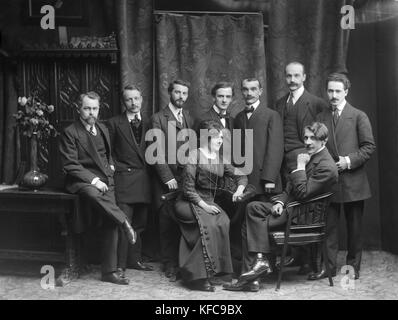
[177,109,183,125]
[286,93,294,113]
[131,114,141,128]
[89,125,95,136]
[218,112,226,119]
[244,106,254,113]
[332,107,339,127]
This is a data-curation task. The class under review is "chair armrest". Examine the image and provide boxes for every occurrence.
[286,192,333,209]
[161,191,180,202]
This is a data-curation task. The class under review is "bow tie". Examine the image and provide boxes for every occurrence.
[244,106,255,113]
[218,113,227,119]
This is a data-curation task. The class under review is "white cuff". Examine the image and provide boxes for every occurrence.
[91,177,100,185]
[265,183,275,188]
[291,168,305,173]
[275,200,285,207]
[345,156,351,170]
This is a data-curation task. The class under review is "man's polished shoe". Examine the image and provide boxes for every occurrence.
[101,272,130,285]
[122,220,137,246]
[187,279,216,292]
[240,258,272,282]
[308,268,336,281]
[128,261,154,271]
[223,280,260,292]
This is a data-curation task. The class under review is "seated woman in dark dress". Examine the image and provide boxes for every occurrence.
[174,120,248,292]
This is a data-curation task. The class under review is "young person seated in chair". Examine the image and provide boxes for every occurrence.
[224,122,338,292]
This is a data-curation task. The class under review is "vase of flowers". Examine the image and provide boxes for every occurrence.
[13,93,59,191]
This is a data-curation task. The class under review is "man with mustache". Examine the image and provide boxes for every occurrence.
[224,122,338,292]
[233,78,284,201]
[59,91,137,285]
[275,62,328,271]
[309,73,375,281]
[107,85,153,277]
[151,80,195,281]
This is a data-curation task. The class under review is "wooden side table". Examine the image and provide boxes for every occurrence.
[0,187,80,286]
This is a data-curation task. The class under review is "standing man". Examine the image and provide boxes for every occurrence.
[234,78,284,201]
[224,123,338,292]
[59,91,137,285]
[151,80,195,281]
[309,73,376,280]
[275,62,327,175]
[107,85,153,275]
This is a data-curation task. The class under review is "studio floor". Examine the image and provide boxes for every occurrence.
[0,251,397,300]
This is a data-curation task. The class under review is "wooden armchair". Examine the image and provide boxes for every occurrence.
[270,192,334,290]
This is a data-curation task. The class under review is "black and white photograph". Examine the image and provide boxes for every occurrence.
[0,0,397,306]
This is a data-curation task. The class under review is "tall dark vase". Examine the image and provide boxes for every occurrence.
[21,132,48,191]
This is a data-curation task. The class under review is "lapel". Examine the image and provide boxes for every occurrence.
[295,90,312,126]
[334,102,353,138]
[209,108,224,127]
[163,105,183,131]
[75,121,107,175]
[118,113,145,162]
[306,148,323,177]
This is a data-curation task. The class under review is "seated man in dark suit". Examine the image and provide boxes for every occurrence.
[59,91,137,285]
[224,122,338,292]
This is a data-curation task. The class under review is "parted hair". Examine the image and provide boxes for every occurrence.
[168,79,191,93]
[326,73,351,90]
[211,81,234,97]
[304,122,329,142]
[78,91,100,108]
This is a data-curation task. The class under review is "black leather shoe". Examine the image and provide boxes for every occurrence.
[355,270,360,280]
[188,279,216,292]
[223,280,260,292]
[308,268,336,281]
[128,261,154,271]
[101,272,130,285]
[240,258,271,282]
[122,220,137,246]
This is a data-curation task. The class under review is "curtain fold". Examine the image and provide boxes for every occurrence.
[115,0,153,117]
[267,0,353,105]
[155,13,267,118]
[0,62,19,184]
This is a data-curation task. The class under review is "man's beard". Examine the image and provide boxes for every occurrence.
[171,97,185,108]
[83,116,97,126]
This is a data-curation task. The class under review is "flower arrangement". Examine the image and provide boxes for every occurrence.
[13,92,59,139]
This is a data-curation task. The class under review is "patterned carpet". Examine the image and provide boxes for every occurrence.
[0,251,397,300]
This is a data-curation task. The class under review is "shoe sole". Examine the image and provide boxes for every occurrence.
[240,267,271,283]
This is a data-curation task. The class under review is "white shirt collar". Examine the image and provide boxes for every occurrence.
[212,105,227,115]
[312,145,325,156]
[334,99,347,115]
[126,112,141,122]
[246,99,260,111]
[288,85,305,104]
[168,102,183,120]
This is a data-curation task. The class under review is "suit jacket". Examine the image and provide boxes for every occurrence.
[273,148,338,205]
[317,103,376,203]
[59,120,115,194]
[151,105,195,185]
[234,102,284,194]
[275,89,327,166]
[107,112,151,204]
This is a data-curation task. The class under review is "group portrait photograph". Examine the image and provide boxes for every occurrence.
[0,0,397,304]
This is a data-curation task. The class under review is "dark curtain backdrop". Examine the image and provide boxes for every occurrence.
[375,15,398,254]
[155,13,267,118]
[115,0,153,117]
[267,0,353,105]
